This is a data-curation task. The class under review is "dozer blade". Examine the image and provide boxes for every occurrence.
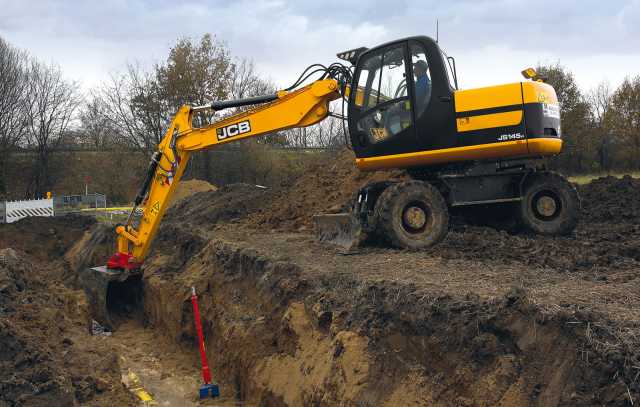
[313,212,364,252]
[80,266,142,331]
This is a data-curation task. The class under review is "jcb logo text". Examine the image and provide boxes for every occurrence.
[217,120,251,141]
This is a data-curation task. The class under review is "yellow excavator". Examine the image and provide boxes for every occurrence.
[84,36,579,327]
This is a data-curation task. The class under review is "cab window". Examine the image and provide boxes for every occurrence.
[353,45,412,144]
[410,42,431,116]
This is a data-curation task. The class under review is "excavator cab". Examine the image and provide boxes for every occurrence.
[347,36,456,162]
[345,36,562,171]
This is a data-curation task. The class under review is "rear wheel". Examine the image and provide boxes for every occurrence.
[519,172,579,235]
[375,181,449,249]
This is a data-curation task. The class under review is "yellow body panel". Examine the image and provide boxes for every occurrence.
[456,110,523,132]
[355,138,562,171]
[522,81,558,105]
[454,83,523,112]
[528,137,562,155]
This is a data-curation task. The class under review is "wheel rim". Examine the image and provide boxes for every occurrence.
[401,202,429,234]
[531,190,562,220]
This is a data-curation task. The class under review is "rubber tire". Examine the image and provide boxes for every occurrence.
[519,171,580,235]
[375,181,449,249]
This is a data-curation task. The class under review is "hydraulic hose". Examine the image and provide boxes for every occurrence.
[134,151,162,207]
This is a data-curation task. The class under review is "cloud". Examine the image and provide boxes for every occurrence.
[0,0,637,92]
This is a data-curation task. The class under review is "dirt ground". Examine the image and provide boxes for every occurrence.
[2,150,640,406]
[0,216,134,406]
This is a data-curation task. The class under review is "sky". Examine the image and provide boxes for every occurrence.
[1,0,639,94]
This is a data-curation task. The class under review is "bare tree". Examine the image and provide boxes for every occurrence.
[24,60,81,196]
[587,81,613,170]
[79,96,118,150]
[100,64,167,152]
[0,37,29,193]
[283,105,347,148]
[153,34,236,180]
[229,58,274,100]
[587,81,612,127]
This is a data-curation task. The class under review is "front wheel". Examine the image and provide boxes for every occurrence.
[519,172,580,235]
[375,181,449,249]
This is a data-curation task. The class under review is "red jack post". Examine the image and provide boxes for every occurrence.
[191,287,220,399]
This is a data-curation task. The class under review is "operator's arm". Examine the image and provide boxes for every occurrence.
[108,79,341,270]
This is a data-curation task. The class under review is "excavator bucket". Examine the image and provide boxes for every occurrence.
[80,266,142,331]
[313,212,364,251]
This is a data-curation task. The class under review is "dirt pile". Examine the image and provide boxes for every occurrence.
[0,223,133,406]
[578,175,640,223]
[248,149,407,230]
[137,171,640,405]
[165,183,270,228]
[170,178,217,207]
[435,221,640,273]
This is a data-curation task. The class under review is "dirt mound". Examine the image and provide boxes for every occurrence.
[0,247,133,406]
[164,183,271,229]
[578,175,640,223]
[170,178,217,207]
[249,149,407,230]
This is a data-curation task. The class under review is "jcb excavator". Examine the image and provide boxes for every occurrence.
[84,36,579,327]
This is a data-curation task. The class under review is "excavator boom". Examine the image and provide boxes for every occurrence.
[113,79,340,268]
[83,78,342,328]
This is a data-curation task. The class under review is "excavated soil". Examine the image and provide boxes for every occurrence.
[0,216,134,407]
[245,149,408,231]
[3,151,640,405]
[171,179,218,208]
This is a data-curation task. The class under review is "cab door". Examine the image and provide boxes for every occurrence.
[407,38,457,151]
[348,41,418,158]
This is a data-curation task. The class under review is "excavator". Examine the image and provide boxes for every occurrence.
[83,36,579,327]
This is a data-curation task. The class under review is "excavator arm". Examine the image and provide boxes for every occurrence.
[108,79,341,270]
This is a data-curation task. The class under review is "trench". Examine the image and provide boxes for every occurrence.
[106,276,143,318]
[103,276,242,406]
[96,236,625,407]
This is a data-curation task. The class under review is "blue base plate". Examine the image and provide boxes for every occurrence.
[199,383,220,399]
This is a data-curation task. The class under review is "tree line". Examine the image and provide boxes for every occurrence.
[0,37,81,198]
[537,64,640,174]
[0,33,638,200]
[0,34,345,199]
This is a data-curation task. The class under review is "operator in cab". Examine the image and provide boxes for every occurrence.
[413,60,431,114]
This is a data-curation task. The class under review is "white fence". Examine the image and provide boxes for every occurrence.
[3,199,54,223]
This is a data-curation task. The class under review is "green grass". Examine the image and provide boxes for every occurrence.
[569,172,640,185]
